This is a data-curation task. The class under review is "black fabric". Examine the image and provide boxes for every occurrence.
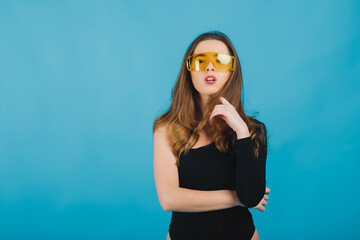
[168,122,267,240]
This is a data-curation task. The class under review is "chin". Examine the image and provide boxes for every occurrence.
[199,89,219,95]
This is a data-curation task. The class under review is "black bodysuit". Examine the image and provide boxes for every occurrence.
[168,121,268,240]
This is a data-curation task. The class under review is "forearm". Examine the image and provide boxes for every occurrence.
[165,187,244,212]
[235,131,267,208]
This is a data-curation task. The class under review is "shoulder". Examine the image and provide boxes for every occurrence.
[249,117,266,130]
[249,117,267,144]
[153,122,169,137]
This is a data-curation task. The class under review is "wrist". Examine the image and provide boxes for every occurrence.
[236,130,250,139]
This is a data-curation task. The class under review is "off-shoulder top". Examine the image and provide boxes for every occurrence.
[168,121,268,240]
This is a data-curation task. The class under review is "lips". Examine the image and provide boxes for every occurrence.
[204,75,217,82]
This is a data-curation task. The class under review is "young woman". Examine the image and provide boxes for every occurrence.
[153,31,271,240]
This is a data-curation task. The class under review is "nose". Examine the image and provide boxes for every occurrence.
[206,61,215,72]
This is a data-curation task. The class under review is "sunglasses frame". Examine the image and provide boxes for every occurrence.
[186,52,236,72]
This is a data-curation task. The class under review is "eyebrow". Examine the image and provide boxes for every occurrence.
[195,52,220,56]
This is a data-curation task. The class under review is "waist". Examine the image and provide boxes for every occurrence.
[169,206,254,239]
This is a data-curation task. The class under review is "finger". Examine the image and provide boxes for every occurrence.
[213,105,228,110]
[210,114,227,122]
[211,107,226,116]
[212,106,231,117]
[209,109,227,121]
[262,200,267,206]
[264,195,269,200]
[219,96,231,105]
[265,187,270,194]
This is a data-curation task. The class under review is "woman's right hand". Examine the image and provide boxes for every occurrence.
[250,187,270,212]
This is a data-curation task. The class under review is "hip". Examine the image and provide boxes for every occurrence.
[168,206,255,240]
[167,228,258,240]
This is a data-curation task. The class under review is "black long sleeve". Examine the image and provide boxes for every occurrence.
[235,123,267,208]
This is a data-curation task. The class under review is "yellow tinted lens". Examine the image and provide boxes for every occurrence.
[217,53,231,64]
[214,53,233,71]
[192,55,207,71]
[187,52,235,72]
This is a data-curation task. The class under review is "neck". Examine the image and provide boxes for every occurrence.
[200,94,209,111]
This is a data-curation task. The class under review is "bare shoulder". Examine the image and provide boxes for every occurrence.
[153,122,174,163]
[153,123,171,149]
[154,122,169,136]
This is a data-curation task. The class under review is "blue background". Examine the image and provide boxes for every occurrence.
[0,0,359,239]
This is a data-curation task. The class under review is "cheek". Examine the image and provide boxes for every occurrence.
[218,72,231,83]
[190,72,203,85]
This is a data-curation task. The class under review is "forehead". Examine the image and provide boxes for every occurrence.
[193,40,229,54]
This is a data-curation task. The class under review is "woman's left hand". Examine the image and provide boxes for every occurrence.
[209,96,250,138]
[251,187,271,212]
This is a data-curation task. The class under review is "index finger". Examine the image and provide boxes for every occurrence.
[219,96,231,105]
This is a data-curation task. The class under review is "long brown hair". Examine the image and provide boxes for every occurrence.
[153,31,267,166]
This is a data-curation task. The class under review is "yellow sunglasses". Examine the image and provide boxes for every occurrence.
[186,52,236,72]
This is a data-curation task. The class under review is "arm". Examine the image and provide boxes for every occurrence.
[235,123,267,208]
[163,188,244,212]
[154,123,245,213]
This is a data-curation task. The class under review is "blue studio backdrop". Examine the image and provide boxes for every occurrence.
[0,0,359,239]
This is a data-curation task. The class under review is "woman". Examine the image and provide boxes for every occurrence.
[153,31,271,240]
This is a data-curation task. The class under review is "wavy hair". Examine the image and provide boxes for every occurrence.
[153,31,267,167]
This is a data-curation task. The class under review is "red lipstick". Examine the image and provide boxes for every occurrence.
[204,75,217,85]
